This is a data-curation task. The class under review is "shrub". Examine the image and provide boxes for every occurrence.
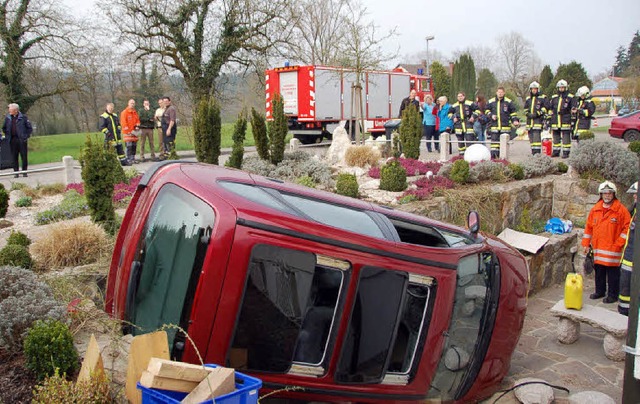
[345,145,381,168]
[506,163,525,180]
[23,319,78,380]
[243,152,333,189]
[10,182,28,191]
[31,222,110,270]
[0,183,8,218]
[241,155,276,177]
[32,369,112,404]
[193,95,222,164]
[557,162,569,173]
[0,266,65,349]
[368,166,381,179]
[398,194,418,204]
[470,160,507,182]
[629,140,640,155]
[268,93,288,165]
[79,135,119,232]
[450,159,470,184]
[380,160,407,192]
[113,175,141,206]
[398,158,442,176]
[15,196,32,207]
[519,154,558,178]
[336,173,359,198]
[7,230,31,247]
[569,140,639,186]
[399,105,422,159]
[0,244,32,268]
[38,183,66,196]
[296,175,316,188]
[225,111,248,169]
[516,207,534,233]
[251,107,269,161]
[34,190,89,225]
[578,130,595,141]
[123,167,140,183]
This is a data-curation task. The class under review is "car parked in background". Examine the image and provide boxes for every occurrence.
[617,106,632,116]
[609,111,640,142]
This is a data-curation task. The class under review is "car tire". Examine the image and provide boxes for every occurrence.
[624,130,640,142]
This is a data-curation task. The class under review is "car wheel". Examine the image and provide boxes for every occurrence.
[624,130,640,142]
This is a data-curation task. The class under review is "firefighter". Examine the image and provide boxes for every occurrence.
[572,86,596,141]
[582,181,631,304]
[99,103,129,166]
[448,92,480,156]
[548,80,574,158]
[619,181,637,316]
[485,87,520,159]
[523,82,548,155]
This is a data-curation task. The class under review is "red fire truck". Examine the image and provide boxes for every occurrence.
[265,65,434,144]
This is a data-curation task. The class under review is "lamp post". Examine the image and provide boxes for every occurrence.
[611,63,618,115]
[425,35,435,76]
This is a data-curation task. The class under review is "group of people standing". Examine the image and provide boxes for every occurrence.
[400,79,595,160]
[99,97,177,166]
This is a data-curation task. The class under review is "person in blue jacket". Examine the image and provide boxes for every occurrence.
[1,103,33,178]
[436,96,453,154]
[421,94,438,152]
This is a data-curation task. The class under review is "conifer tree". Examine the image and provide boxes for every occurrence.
[226,110,247,169]
[399,104,422,159]
[268,93,287,165]
[251,108,269,161]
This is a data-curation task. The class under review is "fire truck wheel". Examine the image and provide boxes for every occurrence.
[296,135,323,144]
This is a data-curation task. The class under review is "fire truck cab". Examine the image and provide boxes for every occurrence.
[265,65,434,144]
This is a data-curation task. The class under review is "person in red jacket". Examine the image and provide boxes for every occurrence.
[581,181,632,303]
[121,99,141,164]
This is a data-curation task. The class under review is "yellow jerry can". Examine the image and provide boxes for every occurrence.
[564,273,583,310]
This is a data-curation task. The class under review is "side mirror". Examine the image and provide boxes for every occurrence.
[468,210,480,239]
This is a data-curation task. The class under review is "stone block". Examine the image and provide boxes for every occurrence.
[550,300,628,337]
[557,318,580,344]
[568,391,615,404]
[513,377,554,404]
[603,333,625,362]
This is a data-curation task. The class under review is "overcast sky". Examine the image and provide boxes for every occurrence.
[64,0,639,77]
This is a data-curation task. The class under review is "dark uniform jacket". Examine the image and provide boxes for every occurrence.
[2,113,32,141]
[398,97,420,118]
[523,94,548,130]
[99,111,122,142]
[548,91,574,130]
[448,99,479,135]
[485,96,519,132]
[572,97,596,132]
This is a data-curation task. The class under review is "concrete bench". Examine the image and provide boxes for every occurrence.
[550,300,628,361]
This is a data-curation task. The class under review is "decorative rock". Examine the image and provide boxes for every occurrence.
[465,285,487,300]
[0,219,13,229]
[289,137,301,152]
[568,391,615,404]
[325,127,352,165]
[444,346,470,371]
[513,377,554,404]
[557,317,580,344]
[603,333,625,361]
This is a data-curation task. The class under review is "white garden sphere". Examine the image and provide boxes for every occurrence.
[464,144,491,163]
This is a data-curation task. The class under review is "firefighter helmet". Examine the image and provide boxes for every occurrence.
[598,181,617,194]
[576,86,590,98]
[627,182,638,194]
[529,81,541,90]
[556,79,568,89]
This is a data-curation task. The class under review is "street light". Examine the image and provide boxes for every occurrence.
[611,63,618,115]
[425,35,435,76]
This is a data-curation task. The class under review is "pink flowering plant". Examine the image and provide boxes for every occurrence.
[399,175,455,201]
[65,174,142,207]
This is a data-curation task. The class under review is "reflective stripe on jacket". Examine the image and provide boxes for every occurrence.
[448,99,479,135]
[621,205,636,269]
[485,97,518,132]
[572,97,596,133]
[582,198,632,267]
[524,94,548,129]
[548,91,574,130]
[120,107,141,142]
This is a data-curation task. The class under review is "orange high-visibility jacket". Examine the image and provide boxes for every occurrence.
[581,198,631,267]
[120,107,141,142]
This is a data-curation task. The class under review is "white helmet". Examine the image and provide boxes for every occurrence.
[598,181,617,194]
[627,182,638,194]
[576,86,590,98]
[529,81,540,90]
[556,79,568,89]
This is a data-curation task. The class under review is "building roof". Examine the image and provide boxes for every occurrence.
[395,63,426,75]
[591,76,624,97]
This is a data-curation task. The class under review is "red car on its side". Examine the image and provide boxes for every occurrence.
[609,111,640,141]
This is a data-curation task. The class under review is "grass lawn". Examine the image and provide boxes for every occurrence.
[28,124,257,165]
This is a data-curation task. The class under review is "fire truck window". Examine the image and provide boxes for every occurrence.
[279,193,386,239]
[387,282,431,376]
[336,267,407,384]
[230,245,345,373]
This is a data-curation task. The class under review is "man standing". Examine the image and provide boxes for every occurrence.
[448,92,480,156]
[161,96,177,159]
[155,98,165,154]
[99,103,129,166]
[523,82,548,155]
[121,99,141,164]
[572,86,596,140]
[2,103,32,178]
[398,89,420,118]
[548,80,574,158]
[138,99,156,162]
[485,87,519,159]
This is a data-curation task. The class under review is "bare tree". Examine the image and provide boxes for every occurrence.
[496,31,540,100]
[0,0,86,112]
[287,0,350,65]
[106,0,296,105]
[453,45,496,75]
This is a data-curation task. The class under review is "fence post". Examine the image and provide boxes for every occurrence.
[63,156,76,185]
[500,133,510,160]
[439,132,449,161]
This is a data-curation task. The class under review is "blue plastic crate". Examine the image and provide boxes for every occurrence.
[137,364,261,404]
